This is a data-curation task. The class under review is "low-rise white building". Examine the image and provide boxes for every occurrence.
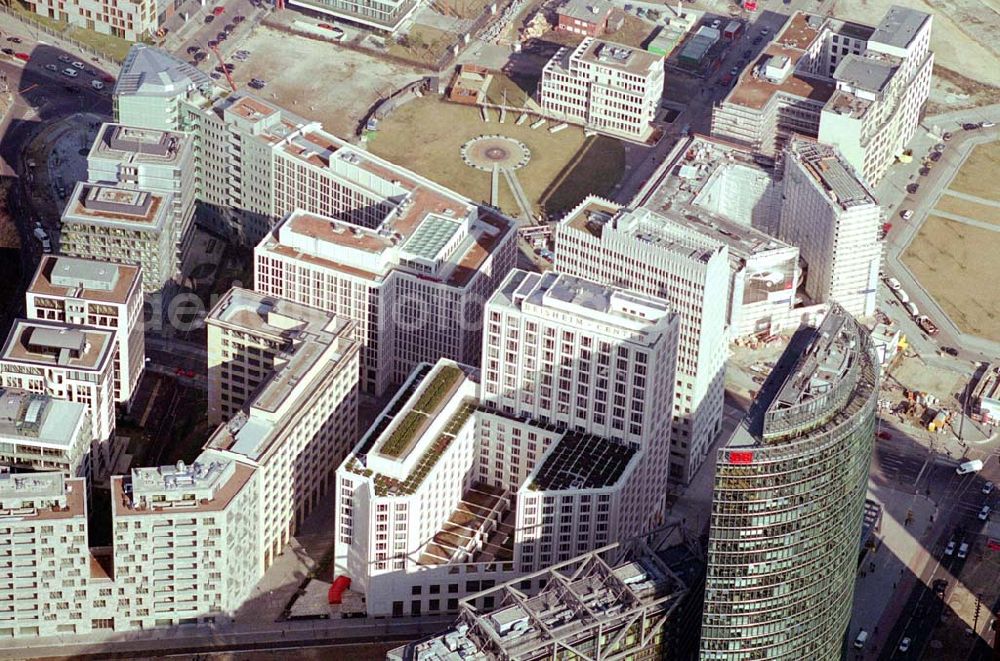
[60,183,176,293]
[0,389,92,480]
[110,451,260,629]
[539,38,664,141]
[205,295,360,570]
[0,320,117,478]
[26,256,145,406]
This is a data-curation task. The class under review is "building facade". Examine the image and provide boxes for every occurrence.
[60,183,175,294]
[539,37,664,141]
[205,294,360,570]
[781,138,881,317]
[25,0,158,41]
[286,0,420,33]
[0,390,91,480]
[26,256,145,406]
[0,321,117,478]
[700,305,879,659]
[556,201,729,485]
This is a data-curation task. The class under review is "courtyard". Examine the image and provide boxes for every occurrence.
[366,96,626,219]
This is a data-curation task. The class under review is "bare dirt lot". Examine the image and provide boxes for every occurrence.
[933,194,1000,226]
[229,26,427,138]
[903,215,1000,342]
[944,142,1000,202]
[367,96,625,218]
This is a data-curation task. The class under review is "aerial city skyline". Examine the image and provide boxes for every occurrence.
[0,0,996,659]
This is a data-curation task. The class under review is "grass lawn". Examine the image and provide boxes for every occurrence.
[902,215,1000,342]
[484,73,535,107]
[946,141,1000,201]
[12,1,65,33]
[388,24,453,65]
[368,96,626,218]
[12,1,135,61]
[933,193,1000,226]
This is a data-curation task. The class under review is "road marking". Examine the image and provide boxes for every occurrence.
[21,83,37,94]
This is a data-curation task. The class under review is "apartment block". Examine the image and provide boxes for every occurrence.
[0,321,117,478]
[335,360,520,618]
[25,0,157,41]
[539,37,664,141]
[110,451,259,629]
[0,390,92,480]
[114,46,212,132]
[26,256,145,406]
[205,294,359,570]
[286,0,420,33]
[556,201,729,485]
[781,137,881,317]
[701,306,879,659]
[60,183,175,294]
[482,269,679,541]
[712,8,932,185]
[0,473,96,638]
[87,123,197,268]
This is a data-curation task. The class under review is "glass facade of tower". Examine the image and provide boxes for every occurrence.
[700,308,879,659]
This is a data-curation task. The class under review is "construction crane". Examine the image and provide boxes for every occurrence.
[209,45,237,92]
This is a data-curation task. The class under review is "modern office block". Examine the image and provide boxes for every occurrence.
[700,305,879,659]
[781,137,881,317]
[556,202,729,485]
[0,390,92,480]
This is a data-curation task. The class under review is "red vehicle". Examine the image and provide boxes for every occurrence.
[14,53,29,62]
[877,431,892,440]
[213,6,225,15]
[744,0,758,11]
[328,576,351,605]
[917,315,939,336]
[318,23,334,29]
[101,74,115,83]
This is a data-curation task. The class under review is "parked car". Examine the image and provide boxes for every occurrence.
[899,638,911,652]
[983,481,994,495]
[204,14,215,23]
[979,505,991,521]
[906,183,919,194]
[982,120,996,128]
[224,23,235,31]
[194,51,207,62]
[249,78,266,89]
[210,71,222,80]
[0,48,13,56]
[932,578,948,595]
[963,122,979,130]
[944,539,956,556]
[942,346,959,356]
[62,67,78,77]
[233,15,245,23]
[58,54,72,63]
[901,209,913,220]
[919,166,930,176]
[930,151,942,162]
[886,277,901,290]
[212,5,225,15]
[71,60,84,69]
[14,53,30,62]
[6,36,22,44]
[753,36,763,44]
[187,45,200,54]
[877,431,892,440]
[935,142,946,151]
[729,66,739,76]
[44,63,57,72]
[100,74,115,83]
[207,40,218,48]
[957,542,970,559]
[91,80,104,91]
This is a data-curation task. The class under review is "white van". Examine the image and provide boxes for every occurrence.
[956,459,984,475]
[905,302,919,318]
[854,630,869,649]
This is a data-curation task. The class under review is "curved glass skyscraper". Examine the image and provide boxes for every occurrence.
[700,305,880,659]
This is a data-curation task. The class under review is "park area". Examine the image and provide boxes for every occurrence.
[366,96,625,219]
[902,140,1000,342]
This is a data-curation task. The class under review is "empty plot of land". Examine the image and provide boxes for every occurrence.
[229,26,425,138]
[903,215,1000,342]
[932,193,1000,226]
[367,96,625,217]
[946,142,1000,202]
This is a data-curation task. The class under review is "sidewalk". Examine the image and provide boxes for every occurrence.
[849,486,938,656]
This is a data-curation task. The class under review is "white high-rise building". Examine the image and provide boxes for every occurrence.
[712,8,932,186]
[26,256,145,406]
[0,320,118,478]
[781,138,881,317]
[482,269,679,543]
[538,37,664,141]
[556,201,730,484]
[110,450,260,630]
[87,123,197,269]
[204,292,360,570]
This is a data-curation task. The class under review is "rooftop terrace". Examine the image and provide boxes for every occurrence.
[29,255,140,305]
[726,48,835,111]
[63,183,169,231]
[1,320,114,371]
[528,432,638,492]
[0,389,87,447]
[90,123,189,165]
[113,455,256,517]
[0,473,85,520]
